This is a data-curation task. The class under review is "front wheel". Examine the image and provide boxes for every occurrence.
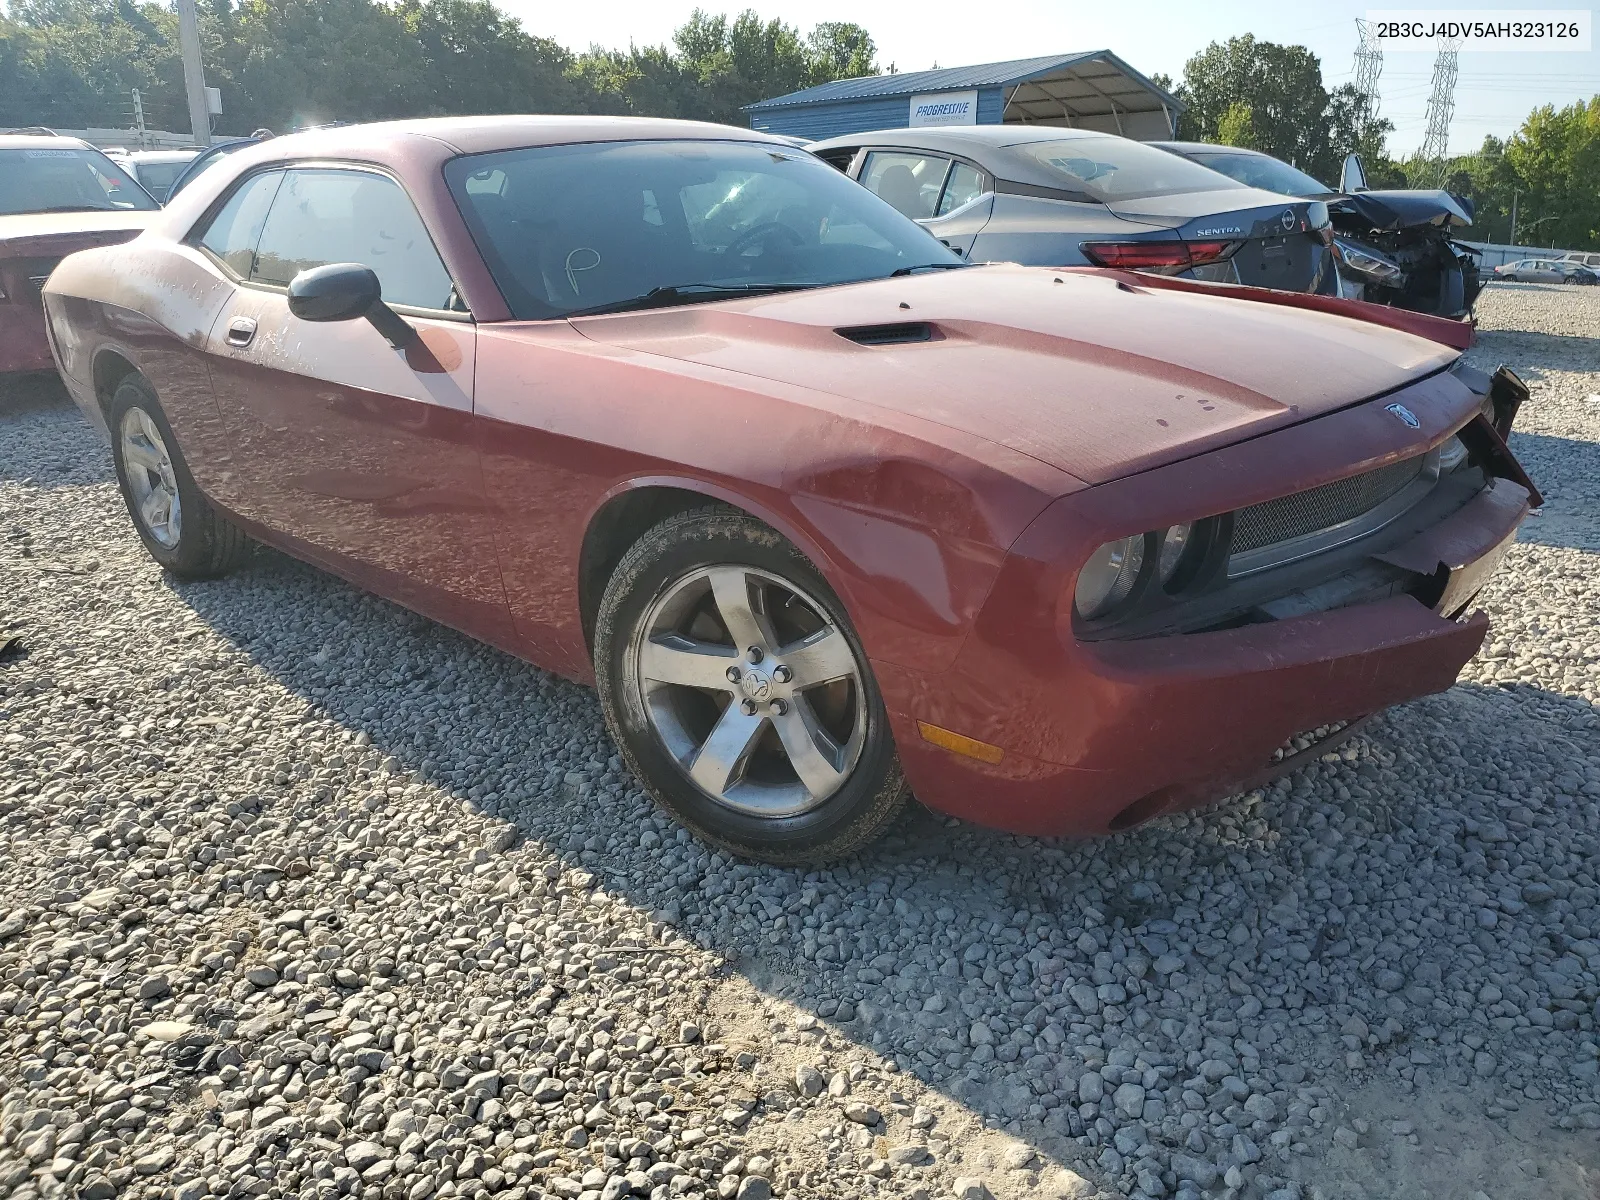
[594,506,908,865]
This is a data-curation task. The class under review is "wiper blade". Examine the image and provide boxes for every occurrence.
[889,262,972,276]
[566,282,817,318]
[35,205,115,213]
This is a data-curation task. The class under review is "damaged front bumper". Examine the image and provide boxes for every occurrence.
[885,364,1536,837]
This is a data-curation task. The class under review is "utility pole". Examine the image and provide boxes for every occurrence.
[131,88,148,149]
[1509,190,1518,246]
[174,0,211,148]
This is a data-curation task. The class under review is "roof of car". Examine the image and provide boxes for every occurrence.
[0,133,95,151]
[244,115,788,160]
[809,125,1142,192]
[124,149,200,163]
[1149,140,1272,156]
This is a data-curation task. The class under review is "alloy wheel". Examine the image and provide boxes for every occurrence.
[119,405,182,549]
[629,564,867,818]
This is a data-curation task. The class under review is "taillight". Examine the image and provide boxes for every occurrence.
[1184,240,1235,265]
[1081,241,1190,269]
[1081,239,1238,271]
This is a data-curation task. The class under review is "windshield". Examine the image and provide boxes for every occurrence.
[1182,150,1330,197]
[445,139,960,319]
[0,147,158,215]
[1007,137,1249,202]
[131,160,190,202]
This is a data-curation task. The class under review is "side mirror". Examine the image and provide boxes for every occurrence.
[287,262,415,349]
[1340,152,1368,194]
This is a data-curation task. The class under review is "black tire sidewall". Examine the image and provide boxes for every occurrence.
[108,376,219,576]
[595,509,904,864]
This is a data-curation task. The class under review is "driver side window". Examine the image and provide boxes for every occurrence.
[250,168,456,311]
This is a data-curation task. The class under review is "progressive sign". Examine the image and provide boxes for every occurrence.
[909,90,980,127]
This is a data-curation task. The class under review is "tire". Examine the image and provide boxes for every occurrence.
[108,374,249,579]
[594,505,908,865]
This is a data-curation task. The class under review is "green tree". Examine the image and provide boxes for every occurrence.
[1324,84,1393,178]
[398,0,579,116]
[804,21,875,84]
[1172,35,1398,187]
[1215,101,1256,149]
[1,1,879,136]
[1504,97,1600,248]
[1175,37,1328,172]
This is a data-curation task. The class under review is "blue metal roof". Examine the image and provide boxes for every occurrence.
[747,51,1144,111]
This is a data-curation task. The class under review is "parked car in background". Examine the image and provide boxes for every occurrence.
[43,117,1534,864]
[112,149,201,203]
[1559,251,1600,270]
[0,132,158,376]
[810,126,1337,294]
[1495,258,1597,284]
[165,131,274,200]
[1152,142,1481,318]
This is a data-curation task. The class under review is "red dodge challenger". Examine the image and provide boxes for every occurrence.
[41,117,1537,864]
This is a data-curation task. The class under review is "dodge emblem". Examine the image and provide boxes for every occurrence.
[1385,402,1421,429]
[1280,208,1296,232]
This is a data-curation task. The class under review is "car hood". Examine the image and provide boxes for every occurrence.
[1330,189,1473,230]
[570,265,1458,485]
[0,210,152,260]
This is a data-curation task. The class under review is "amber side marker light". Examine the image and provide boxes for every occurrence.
[917,721,1005,765]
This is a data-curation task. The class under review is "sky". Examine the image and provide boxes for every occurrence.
[498,0,1600,156]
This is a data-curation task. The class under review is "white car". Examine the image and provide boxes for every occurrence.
[1494,258,1595,285]
[113,149,201,204]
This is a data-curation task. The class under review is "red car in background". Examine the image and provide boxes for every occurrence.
[0,132,157,376]
[41,117,1536,864]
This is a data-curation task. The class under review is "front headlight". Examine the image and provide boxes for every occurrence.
[1157,524,1193,583]
[1334,237,1405,284]
[1437,435,1468,472]
[1075,535,1146,620]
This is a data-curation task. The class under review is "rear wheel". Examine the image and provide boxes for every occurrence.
[595,506,907,865]
[108,375,248,578]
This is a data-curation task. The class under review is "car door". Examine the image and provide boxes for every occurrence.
[197,164,512,643]
[855,149,993,258]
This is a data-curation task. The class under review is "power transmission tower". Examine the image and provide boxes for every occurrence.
[1352,18,1383,117]
[1416,37,1460,186]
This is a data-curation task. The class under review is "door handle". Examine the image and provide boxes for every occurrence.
[225,316,257,347]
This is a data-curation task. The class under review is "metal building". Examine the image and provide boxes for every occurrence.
[745,52,1183,142]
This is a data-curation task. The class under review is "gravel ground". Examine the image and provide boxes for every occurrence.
[2,282,1598,1200]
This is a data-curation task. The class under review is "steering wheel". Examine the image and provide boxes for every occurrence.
[726,221,804,258]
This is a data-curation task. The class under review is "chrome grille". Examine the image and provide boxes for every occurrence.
[1232,455,1426,555]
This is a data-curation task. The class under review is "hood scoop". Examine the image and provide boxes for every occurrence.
[836,321,934,347]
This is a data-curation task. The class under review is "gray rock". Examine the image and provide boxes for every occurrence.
[344,1141,386,1172]
[1113,1082,1147,1119]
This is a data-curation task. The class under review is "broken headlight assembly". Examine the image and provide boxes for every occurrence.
[1333,237,1405,285]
